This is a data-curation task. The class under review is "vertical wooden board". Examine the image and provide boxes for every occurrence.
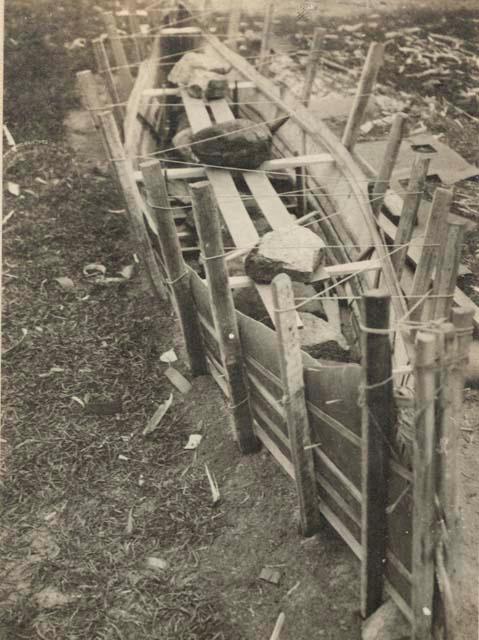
[386,464,414,574]
[307,410,362,490]
[236,312,282,379]
[190,269,215,324]
[304,365,362,435]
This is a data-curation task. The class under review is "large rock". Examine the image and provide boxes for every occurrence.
[245,226,325,284]
[292,282,326,318]
[172,127,197,163]
[362,600,410,640]
[168,51,231,100]
[298,313,351,362]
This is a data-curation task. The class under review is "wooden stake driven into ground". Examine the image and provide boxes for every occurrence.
[102,11,134,101]
[409,187,452,322]
[272,273,320,537]
[76,70,103,128]
[127,0,146,62]
[360,290,394,618]
[370,113,407,216]
[258,0,275,74]
[91,38,124,130]
[391,154,431,280]
[429,221,465,322]
[98,111,168,304]
[342,43,384,152]
[140,159,208,377]
[412,330,437,640]
[301,28,323,106]
[189,180,259,454]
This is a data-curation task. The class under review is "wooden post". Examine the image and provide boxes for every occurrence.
[189,181,259,454]
[370,113,407,216]
[140,160,208,377]
[103,11,134,101]
[76,70,103,128]
[342,43,384,152]
[258,0,275,74]
[294,151,307,217]
[429,221,465,322]
[360,289,394,618]
[412,331,437,640]
[409,187,452,322]
[227,0,242,50]
[127,0,146,61]
[301,28,323,106]
[272,273,320,537]
[92,38,124,130]
[98,112,168,305]
[232,80,240,119]
[391,154,431,279]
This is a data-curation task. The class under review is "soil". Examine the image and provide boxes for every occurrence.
[2,1,478,639]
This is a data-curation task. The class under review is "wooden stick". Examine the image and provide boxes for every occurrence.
[258,1,275,74]
[294,151,307,217]
[360,289,394,618]
[412,330,437,640]
[429,222,465,322]
[342,43,385,152]
[409,187,452,322]
[269,612,285,640]
[272,273,320,537]
[127,0,145,62]
[140,160,208,377]
[102,11,134,101]
[227,0,242,51]
[370,113,407,216]
[92,38,125,130]
[98,112,168,305]
[301,28,323,106]
[391,154,431,280]
[189,181,259,454]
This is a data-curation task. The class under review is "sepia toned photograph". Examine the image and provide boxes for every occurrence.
[2,0,478,638]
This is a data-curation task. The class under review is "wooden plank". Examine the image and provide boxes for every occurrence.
[254,422,295,480]
[342,43,384,151]
[301,28,323,106]
[391,154,431,280]
[133,153,334,182]
[409,187,451,322]
[272,274,320,536]
[370,114,407,216]
[411,331,437,640]
[429,221,465,322]
[140,160,208,375]
[102,12,134,101]
[92,38,124,130]
[181,89,212,131]
[310,258,381,282]
[143,81,256,96]
[190,180,259,454]
[322,298,341,332]
[361,290,394,618]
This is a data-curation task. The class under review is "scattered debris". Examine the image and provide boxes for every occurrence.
[160,348,178,364]
[125,508,134,535]
[142,393,173,435]
[7,181,20,196]
[269,612,286,640]
[184,434,202,450]
[205,463,220,505]
[83,263,106,277]
[3,124,16,147]
[164,366,192,394]
[145,556,168,571]
[2,209,16,226]
[53,276,75,290]
[34,587,80,609]
[259,567,282,585]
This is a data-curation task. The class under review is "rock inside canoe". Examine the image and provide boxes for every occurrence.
[168,51,231,100]
[191,117,289,170]
[245,226,325,283]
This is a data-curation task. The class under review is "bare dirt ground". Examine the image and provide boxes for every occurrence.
[2,1,478,639]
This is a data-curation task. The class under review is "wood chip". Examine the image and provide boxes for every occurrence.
[164,366,192,394]
[259,567,282,585]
